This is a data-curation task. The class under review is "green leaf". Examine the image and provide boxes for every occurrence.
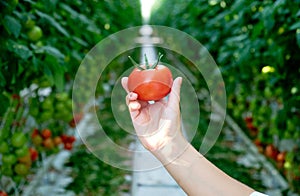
[34,45,65,59]
[73,36,89,47]
[53,65,64,92]
[0,93,9,116]
[289,22,300,30]
[3,15,22,38]
[262,6,275,31]
[35,10,70,37]
[44,55,65,91]
[296,30,300,48]
[6,40,33,60]
[0,71,6,87]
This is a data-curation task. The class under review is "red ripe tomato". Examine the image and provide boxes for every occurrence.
[29,147,39,161]
[0,191,8,196]
[31,128,40,138]
[127,54,173,101]
[41,129,52,139]
[265,144,278,160]
[64,142,73,150]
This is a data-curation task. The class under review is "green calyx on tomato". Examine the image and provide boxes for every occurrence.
[127,53,173,101]
[128,53,164,70]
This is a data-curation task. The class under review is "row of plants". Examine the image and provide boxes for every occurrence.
[151,0,300,194]
[0,0,141,195]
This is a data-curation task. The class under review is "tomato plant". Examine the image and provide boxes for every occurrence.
[151,0,300,193]
[128,54,173,101]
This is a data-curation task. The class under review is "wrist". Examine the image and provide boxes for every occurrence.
[152,132,189,165]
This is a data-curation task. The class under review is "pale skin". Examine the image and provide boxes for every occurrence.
[122,76,256,196]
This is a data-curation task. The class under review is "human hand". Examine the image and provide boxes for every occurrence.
[121,77,185,153]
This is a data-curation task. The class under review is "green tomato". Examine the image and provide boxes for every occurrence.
[55,102,66,112]
[24,18,35,29]
[29,107,39,117]
[0,142,9,153]
[2,154,17,165]
[42,98,53,110]
[11,132,27,148]
[65,99,73,110]
[40,111,53,122]
[1,165,13,176]
[27,26,43,42]
[32,135,43,146]
[15,146,29,157]
[14,163,29,176]
[55,92,69,102]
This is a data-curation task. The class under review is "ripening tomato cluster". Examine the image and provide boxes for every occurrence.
[31,128,76,151]
[0,98,36,182]
[29,92,73,124]
[244,116,300,181]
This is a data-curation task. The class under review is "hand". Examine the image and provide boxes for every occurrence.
[121,77,185,153]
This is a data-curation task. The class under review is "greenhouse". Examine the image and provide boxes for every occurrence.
[0,0,299,195]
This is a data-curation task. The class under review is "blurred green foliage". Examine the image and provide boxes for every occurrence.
[151,0,300,193]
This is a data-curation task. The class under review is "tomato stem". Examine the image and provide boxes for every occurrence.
[151,52,163,69]
[128,56,145,70]
[144,54,150,69]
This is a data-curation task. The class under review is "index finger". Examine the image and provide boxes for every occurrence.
[121,77,129,93]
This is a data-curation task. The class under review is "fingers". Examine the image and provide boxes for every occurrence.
[167,77,182,110]
[121,77,129,93]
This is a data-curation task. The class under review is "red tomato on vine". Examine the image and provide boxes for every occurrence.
[127,53,173,101]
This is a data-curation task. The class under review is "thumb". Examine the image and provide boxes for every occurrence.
[167,77,182,110]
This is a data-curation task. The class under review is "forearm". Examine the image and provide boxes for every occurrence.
[153,136,254,196]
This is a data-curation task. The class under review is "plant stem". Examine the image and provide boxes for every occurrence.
[151,52,164,69]
[128,56,144,70]
[144,54,149,69]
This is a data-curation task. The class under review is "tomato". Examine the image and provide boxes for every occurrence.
[42,98,53,110]
[69,113,83,128]
[0,190,8,196]
[53,136,62,146]
[43,138,54,149]
[27,26,43,42]
[15,146,29,157]
[14,163,29,176]
[2,154,17,165]
[127,54,173,101]
[68,136,76,143]
[11,132,27,148]
[64,142,73,150]
[1,165,13,176]
[31,128,40,138]
[0,142,9,153]
[24,18,35,29]
[61,134,69,143]
[29,147,38,161]
[32,135,43,146]
[41,129,52,139]
[265,144,278,160]
[18,153,32,167]
[55,92,69,102]
[277,152,286,162]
